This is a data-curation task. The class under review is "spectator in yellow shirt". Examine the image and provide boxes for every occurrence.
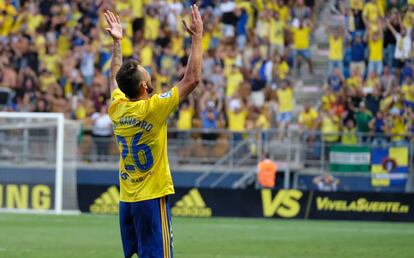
[298,103,318,132]
[255,104,272,144]
[227,98,248,147]
[177,96,194,158]
[298,103,318,143]
[321,88,336,112]
[387,108,407,143]
[291,19,313,75]
[139,41,154,73]
[269,11,285,57]
[363,0,384,25]
[143,8,160,41]
[226,65,244,99]
[366,28,384,75]
[325,24,345,75]
[341,119,358,145]
[346,68,363,96]
[276,81,293,128]
[266,54,289,84]
[318,110,341,143]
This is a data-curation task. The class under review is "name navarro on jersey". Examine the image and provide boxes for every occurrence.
[116,116,153,132]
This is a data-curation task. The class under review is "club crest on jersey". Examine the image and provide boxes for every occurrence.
[159,91,172,98]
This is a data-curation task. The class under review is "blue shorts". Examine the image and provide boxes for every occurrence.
[119,196,173,258]
[277,112,292,123]
[293,49,311,60]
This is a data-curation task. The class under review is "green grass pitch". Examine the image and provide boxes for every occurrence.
[0,214,414,258]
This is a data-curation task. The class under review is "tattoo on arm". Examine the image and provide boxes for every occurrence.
[110,40,122,92]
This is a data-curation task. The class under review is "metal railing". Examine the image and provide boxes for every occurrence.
[1,126,413,191]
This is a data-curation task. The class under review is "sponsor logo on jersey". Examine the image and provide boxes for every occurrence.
[159,91,172,98]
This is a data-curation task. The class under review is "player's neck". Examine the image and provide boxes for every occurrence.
[129,93,149,102]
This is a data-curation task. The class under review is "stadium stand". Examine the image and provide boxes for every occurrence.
[0,0,324,158]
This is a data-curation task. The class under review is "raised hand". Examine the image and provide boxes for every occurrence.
[182,4,203,38]
[104,10,123,41]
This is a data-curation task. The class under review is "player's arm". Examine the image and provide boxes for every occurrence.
[176,4,203,102]
[104,10,123,94]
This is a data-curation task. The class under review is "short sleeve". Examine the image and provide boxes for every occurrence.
[111,88,127,103]
[150,86,179,123]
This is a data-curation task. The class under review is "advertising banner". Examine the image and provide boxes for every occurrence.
[77,185,414,222]
[308,191,414,222]
[78,185,308,219]
[0,183,54,210]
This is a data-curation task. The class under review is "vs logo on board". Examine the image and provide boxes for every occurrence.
[261,189,303,218]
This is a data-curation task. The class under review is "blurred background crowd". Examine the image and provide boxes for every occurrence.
[312,0,414,148]
[0,0,413,153]
[0,0,316,132]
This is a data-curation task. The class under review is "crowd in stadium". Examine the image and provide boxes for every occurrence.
[306,0,414,147]
[0,0,413,147]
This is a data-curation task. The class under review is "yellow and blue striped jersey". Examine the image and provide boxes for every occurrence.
[108,87,179,202]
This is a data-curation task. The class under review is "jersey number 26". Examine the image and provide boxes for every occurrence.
[116,132,154,172]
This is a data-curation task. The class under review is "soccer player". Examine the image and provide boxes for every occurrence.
[103,6,203,258]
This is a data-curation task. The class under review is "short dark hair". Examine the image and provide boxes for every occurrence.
[116,59,142,98]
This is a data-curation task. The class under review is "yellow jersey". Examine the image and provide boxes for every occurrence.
[292,27,310,50]
[226,72,243,97]
[256,114,270,130]
[269,20,284,45]
[276,87,293,112]
[363,2,384,23]
[276,61,289,80]
[321,116,340,142]
[227,110,247,132]
[402,84,414,102]
[369,38,383,61]
[329,35,343,61]
[177,108,193,130]
[109,87,179,202]
[298,108,318,130]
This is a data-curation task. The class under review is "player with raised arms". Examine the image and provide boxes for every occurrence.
[103,5,203,258]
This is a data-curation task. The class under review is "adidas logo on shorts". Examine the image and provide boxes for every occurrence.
[172,189,212,217]
[90,186,119,215]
